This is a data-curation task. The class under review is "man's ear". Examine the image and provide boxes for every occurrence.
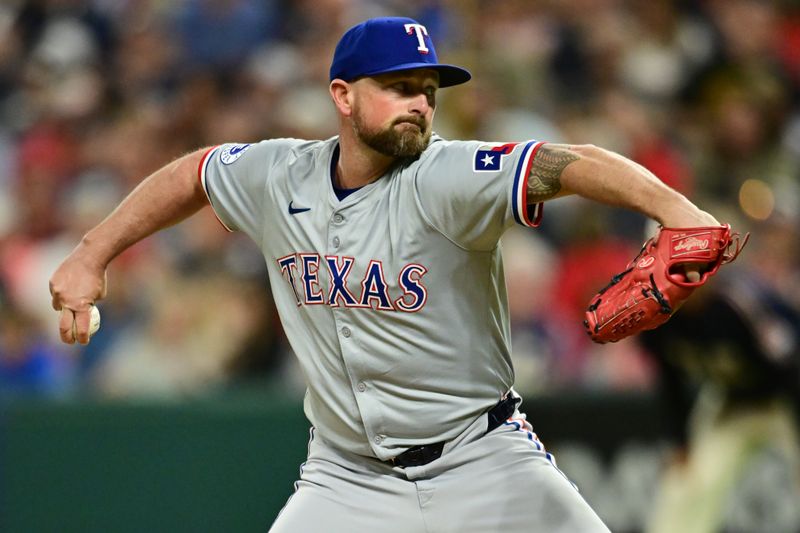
[329,79,353,117]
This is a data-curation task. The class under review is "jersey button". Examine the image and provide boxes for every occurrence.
[342,326,351,338]
[373,435,383,444]
[357,382,366,392]
[332,236,340,248]
[333,214,344,223]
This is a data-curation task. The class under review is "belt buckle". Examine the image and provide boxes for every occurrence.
[398,445,426,467]
[392,442,444,468]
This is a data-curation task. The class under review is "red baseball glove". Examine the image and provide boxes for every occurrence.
[584,225,749,343]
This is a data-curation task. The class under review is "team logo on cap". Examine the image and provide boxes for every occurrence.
[473,143,518,172]
[220,143,251,165]
[404,23,430,54]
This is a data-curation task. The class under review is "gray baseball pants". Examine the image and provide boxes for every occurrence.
[269,410,610,532]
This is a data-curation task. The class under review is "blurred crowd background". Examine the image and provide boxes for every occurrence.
[1,1,798,531]
[1,0,797,401]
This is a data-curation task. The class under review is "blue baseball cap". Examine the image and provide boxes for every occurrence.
[330,17,471,88]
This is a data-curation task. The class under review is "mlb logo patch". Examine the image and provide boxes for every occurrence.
[220,143,251,165]
[473,143,518,172]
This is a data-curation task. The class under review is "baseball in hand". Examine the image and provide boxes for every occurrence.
[71,305,101,339]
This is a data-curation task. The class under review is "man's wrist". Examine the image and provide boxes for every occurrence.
[76,231,114,271]
[653,194,719,229]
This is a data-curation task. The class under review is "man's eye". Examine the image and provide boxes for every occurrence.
[392,82,407,92]
[424,86,436,96]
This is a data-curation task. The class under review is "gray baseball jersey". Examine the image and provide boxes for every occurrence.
[199,135,545,461]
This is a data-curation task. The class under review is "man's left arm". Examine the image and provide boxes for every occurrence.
[525,143,719,229]
[529,143,752,344]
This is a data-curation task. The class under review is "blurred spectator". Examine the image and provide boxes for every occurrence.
[501,227,558,393]
[619,1,716,104]
[641,263,800,533]
[88,271,270,398]
[173,0,277,72]
[0,301,73,396]
[547,213,656,390]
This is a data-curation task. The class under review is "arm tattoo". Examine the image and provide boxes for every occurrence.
[527,144,580,203]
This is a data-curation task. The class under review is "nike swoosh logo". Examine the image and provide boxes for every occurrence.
[288,201,311,215]
[229,144,248,155]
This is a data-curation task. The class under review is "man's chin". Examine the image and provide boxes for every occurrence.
[354,120,430,158]
[395,132,430,158]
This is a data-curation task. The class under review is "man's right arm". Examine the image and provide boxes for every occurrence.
[49,147,212,345]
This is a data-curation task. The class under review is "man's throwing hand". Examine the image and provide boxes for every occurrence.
[49,252,107,345]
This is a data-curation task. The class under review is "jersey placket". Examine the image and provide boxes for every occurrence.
[326,206,389,456]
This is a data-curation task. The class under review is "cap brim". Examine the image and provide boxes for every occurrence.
[359,62,472,88]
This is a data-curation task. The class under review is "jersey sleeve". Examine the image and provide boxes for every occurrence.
[199,139,295,241]
[414,139,546,251]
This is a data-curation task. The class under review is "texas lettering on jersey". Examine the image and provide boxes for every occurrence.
[277,253,429,312]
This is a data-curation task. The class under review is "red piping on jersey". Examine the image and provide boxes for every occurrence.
[520,141,546,226]
[197,145,219,187]
[196,145,233,232]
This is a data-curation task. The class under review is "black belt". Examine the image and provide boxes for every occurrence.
[391,394,519,468]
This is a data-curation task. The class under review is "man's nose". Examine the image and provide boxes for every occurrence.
[409,92,431,114]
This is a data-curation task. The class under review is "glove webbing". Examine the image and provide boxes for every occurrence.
[587,267,634,312]
[644,273,672,314]
[593,239,651,303]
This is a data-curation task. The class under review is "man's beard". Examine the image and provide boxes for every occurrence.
[352,109,431,159]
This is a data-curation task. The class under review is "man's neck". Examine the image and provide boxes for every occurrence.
[335,132,395,189]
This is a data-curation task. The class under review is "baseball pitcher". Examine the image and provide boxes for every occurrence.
[50,17,745,532]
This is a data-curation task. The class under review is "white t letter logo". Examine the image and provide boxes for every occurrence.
[404,23,430,54]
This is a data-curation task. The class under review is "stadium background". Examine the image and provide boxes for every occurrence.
[0,1,798,532]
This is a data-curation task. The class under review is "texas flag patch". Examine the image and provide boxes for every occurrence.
[473,143,519,172]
